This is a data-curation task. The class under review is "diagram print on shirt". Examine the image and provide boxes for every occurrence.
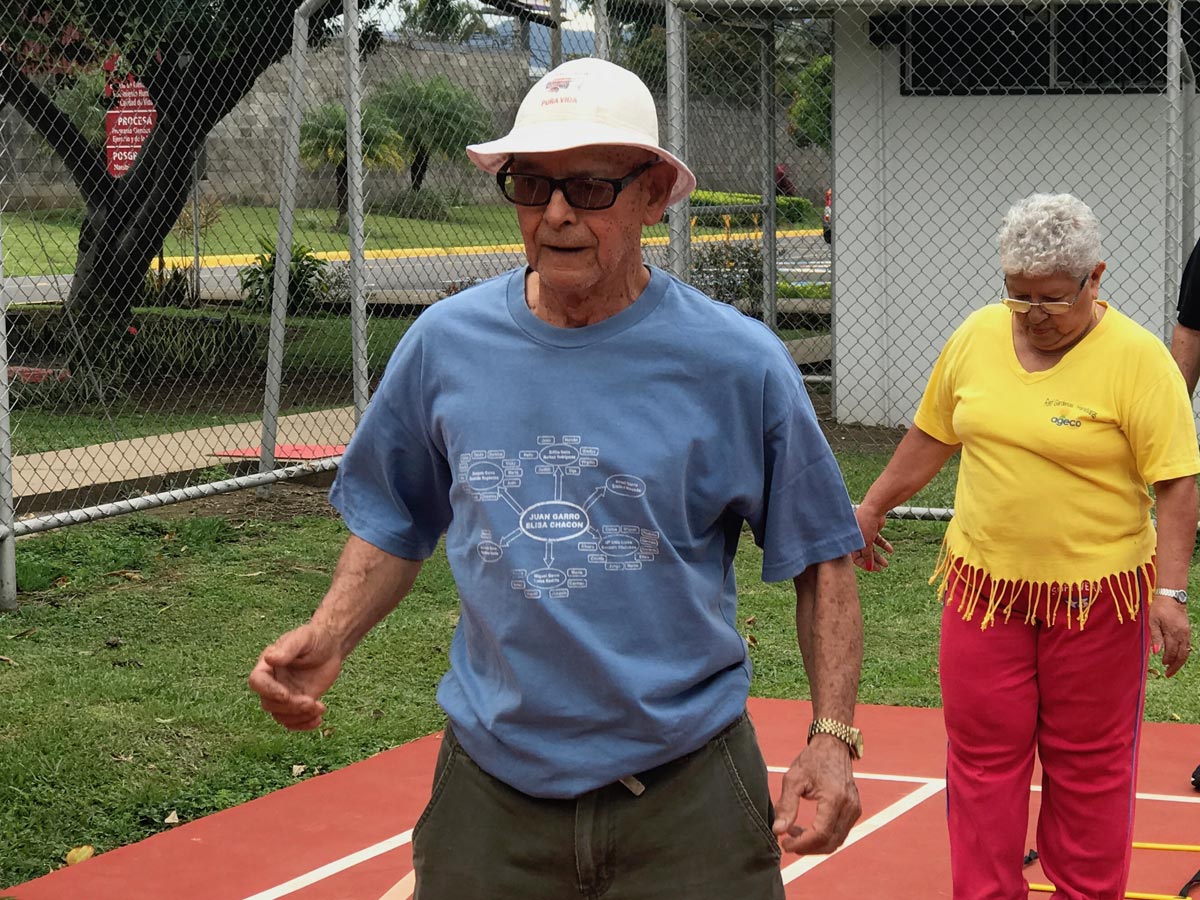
[459,434,660,600]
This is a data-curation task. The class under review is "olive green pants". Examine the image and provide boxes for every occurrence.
[412,713,785,900]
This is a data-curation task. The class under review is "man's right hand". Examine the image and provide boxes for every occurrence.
[248,624,344,731]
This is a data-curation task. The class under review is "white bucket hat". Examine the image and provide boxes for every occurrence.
[466,57,696,207]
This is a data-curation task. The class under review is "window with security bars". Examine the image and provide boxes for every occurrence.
[870,2,1200,96]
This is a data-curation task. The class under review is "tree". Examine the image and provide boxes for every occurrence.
[371,74,490,192]
[0,0,389,337]
[300,102,406,226]
[785,54,831,153]
[410,0,488,41]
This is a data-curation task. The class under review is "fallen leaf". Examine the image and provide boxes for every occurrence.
[65,845,94,866]
[321,727,336,738]
[7,627,37,640]
[52,576,69,587]
[236,572,264,578]
[154,717,176,724]
[0,656,16,666]
[104,637,124,648]
[746,634,759,648]
[111,754,134,763]
[291,765,307,777]
[163,810,179,825]
[1171,713,1182,721]
[744,615,757,627]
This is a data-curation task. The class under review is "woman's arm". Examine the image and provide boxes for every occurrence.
[854,426,960,571]
[1150,475,1197,677]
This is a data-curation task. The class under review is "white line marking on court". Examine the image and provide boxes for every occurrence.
[767,767,941,785]
[1027,784,1200,804]
[240,829,413,900]
[778,778,947,883]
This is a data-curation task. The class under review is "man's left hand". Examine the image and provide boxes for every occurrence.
[771,735,861,855]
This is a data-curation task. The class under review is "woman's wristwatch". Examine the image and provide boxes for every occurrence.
[1153,587,1189,605]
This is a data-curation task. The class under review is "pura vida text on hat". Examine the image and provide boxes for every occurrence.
[466,57,697,207]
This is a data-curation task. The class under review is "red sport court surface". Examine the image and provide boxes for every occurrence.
[10,698,1200,900]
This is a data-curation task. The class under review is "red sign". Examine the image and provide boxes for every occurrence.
[105,77,156,177]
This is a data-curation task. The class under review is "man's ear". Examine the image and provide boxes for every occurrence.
[642,165,677,226]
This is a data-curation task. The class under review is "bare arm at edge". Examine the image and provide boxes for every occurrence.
[771,555,864,855]
[248,535,423,730]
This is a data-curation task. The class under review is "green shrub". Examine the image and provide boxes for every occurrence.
[127,313,267,378]
[368,189,455,222]
[689,241,766,317]
[688,191,817,228]
[777,281,831,300]
[239,239,333,316]
[141,266,197,308]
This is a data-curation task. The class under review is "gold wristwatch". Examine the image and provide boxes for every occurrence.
[808,718,864,760]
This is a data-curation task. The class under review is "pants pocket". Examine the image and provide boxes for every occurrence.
[716,718,782,859]
[413,725,459,841]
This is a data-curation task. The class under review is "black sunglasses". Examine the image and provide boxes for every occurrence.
[496,159,660,211]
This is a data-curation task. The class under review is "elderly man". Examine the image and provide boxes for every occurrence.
[249,57,865,899]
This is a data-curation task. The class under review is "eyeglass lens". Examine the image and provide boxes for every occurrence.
[504,174,616,210]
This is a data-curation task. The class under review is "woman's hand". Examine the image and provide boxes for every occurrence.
[1149,597,1192,678]
[853,505,893,571]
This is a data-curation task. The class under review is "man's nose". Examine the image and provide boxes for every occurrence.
[543,187,575,223]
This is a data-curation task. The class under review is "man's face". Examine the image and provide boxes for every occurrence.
[509,147,673,303]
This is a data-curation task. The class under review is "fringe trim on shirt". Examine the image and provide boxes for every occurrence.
[930,540,1154,630]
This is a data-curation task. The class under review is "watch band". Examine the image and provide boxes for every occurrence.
[1153,587,1188,605]
[808,718,864,760]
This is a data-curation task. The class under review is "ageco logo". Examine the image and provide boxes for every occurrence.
[1051,415,1082,427]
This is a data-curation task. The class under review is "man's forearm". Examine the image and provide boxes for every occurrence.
[1170,323,1200,397]
[794,555,863,723]
[310,534,423,659]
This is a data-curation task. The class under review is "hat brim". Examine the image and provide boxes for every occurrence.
[467,122,696,207]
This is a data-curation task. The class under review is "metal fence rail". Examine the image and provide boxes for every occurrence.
[1,0,1194,607]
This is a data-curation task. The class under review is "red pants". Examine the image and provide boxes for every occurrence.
[939,578,1149,900]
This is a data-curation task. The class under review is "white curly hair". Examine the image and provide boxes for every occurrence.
[998,193,1101,278]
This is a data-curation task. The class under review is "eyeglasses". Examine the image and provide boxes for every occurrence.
[496,160,660,210]
[1001,276,1088,315]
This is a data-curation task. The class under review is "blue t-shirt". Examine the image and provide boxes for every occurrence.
[330,265,862,798]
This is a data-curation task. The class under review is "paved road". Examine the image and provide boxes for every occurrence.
[1,234,830,307]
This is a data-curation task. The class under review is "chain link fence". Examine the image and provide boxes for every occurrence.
[0,0,1195,603]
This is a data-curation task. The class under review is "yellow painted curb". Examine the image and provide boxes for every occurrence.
[156,228,819,271]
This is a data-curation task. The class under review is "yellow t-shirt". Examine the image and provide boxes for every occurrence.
[914,301,1200,628]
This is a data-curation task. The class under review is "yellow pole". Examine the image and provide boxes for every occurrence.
[1132,840,1200,852]
[1029,885,1183,900]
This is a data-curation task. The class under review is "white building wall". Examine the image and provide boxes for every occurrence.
[832,7,1169,428]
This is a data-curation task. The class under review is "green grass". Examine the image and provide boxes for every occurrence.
[1,203,816,277]
[1,464,1198,885]
[2,205,524,277]
[11,409,262,457]
[8,311,414,456]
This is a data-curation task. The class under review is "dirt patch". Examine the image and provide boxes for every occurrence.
[144,478,341,524]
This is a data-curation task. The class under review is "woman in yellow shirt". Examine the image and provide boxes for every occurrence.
[856,193,1199,900]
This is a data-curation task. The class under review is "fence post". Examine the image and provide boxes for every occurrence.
[0,122,16,610]
[259,0,324,497]
[594,0,610,61]
[1166,0,1184,342]
[760,22,778,333]
[665,0,691,281]
[344,0,370,423]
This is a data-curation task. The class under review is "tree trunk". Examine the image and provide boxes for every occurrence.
[410,148,431,193]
